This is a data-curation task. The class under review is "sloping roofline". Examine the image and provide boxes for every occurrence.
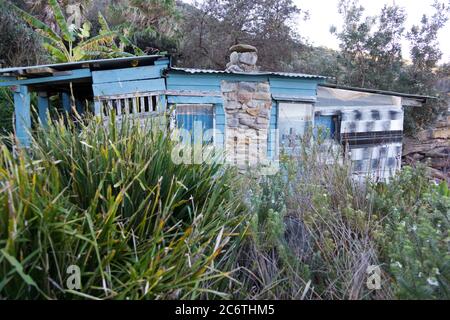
[169,67,328,80]
[320,83,435,101]
[0,55,167,76]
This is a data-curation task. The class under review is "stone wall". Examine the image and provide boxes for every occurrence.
[221,80,272,168]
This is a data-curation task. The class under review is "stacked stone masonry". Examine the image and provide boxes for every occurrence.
[221,80,272,168]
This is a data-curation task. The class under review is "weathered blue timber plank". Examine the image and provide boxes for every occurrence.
[167,72,272,88]
[269,104,277,129]
[14,85,31,146]
[92,78,165,97]
[214,104,225,148]
[61,92,71,113]
[216,114,225,125]
[154,58,170,65]
[167,84,222,92]
[158,95,167,112]
[267,102,278,159]
[269,77,322,102]
[92,65,165,84]
[37,92,49,127]
[167,95,223,104]
[270,87,316,97]
[0,69,91,87]
[269,78,318,90]
[167,75,222,87]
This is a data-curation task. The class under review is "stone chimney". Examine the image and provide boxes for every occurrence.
[226,44,259,73]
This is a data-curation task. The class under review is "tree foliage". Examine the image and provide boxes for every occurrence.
[331,0,407,89]
[331,0,449,131]
[1,0,449,132]
[102,0,179,55]
[10,0,142,62]
[176,0,306,70]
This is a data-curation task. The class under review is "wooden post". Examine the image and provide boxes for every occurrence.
[37,91,49,127]
[94,100,102,116]
[75,99,84,115]
[13,85,31,146]
[159,95,167,113]
[61,92,71,113]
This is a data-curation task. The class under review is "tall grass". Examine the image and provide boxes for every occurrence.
[0,117,447,300]
[233,135,393,299]
[0,114,247,299]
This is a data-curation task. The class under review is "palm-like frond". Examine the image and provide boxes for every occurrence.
[118,34,146,56]
[42,43,68,62]
[97,12,111,34]
[49,0,74,42]
[76,31,117,51]
[12,0,142,62]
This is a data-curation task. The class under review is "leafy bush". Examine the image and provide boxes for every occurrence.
[234,137,392,300]
[0,88,14,136]
[1,115,448,300]
[373,165,450,299]
[0,115,247,299]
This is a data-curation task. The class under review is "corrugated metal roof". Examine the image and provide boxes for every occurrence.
[169,67,328,79]
[0,55,165,76]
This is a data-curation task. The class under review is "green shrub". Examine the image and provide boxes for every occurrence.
[0,115,247,299]
[373,165,450,299]
[234,137,392,300]
[0,88,14,136]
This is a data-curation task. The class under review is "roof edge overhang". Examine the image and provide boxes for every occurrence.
[168,67,328,80]
[0,55,168,77]
[319,83,436,102]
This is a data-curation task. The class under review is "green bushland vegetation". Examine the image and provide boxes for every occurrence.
[233,135,449,299]
[0,118,448,299]
[1,0,449,134]
[0,115,247,299]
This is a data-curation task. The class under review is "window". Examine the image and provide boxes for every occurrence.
[314,114,340,141]
[278,102,313,152]
[100,93,159,117]
[175,104,214,144]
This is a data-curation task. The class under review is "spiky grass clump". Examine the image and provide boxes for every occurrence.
[0,115,247,299]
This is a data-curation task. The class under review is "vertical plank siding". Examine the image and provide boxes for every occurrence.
[37,92,49,127]
[13,85,31,146]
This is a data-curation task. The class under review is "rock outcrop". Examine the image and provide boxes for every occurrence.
[403,114,450,182]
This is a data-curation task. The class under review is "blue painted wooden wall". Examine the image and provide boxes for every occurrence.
[166,70,324,156]
[92,63,168,98]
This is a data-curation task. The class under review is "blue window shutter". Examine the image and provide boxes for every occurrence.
[314,115,336,139]
[176,104,214,144]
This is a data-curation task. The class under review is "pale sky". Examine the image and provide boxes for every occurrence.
[295,0,450,63]
[183,0,450,63]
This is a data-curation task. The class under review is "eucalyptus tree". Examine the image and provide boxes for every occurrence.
[331,0,406,90]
